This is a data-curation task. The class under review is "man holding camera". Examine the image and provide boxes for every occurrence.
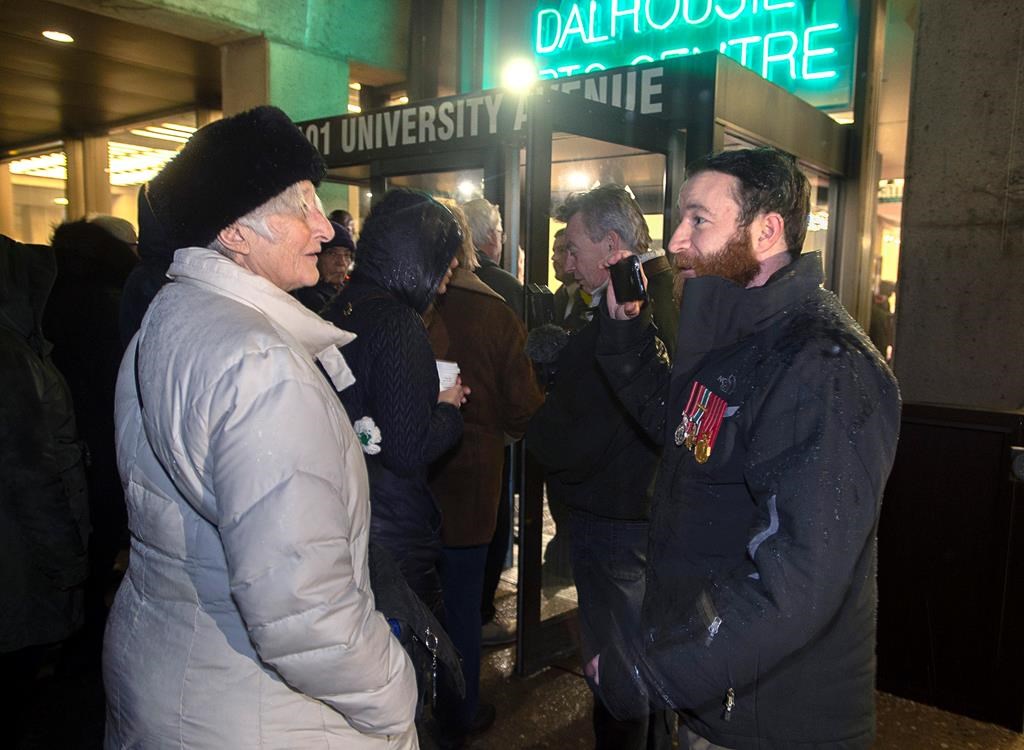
[526,184,677,749]
[590,147,901,750]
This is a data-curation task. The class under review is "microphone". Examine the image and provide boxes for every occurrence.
[526,324,570,364]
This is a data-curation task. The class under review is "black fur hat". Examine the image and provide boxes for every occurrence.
[147,106,326,250]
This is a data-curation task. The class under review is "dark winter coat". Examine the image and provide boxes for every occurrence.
[293,279,339,316]
[526,254,677,521]
[323,190,464,609]
[0,235,90,652]
[474,253,524,319]
[594,252,901,750]
[426,269,544,546]
[552,282,590,333]
[119,186,174,346]
[44,221,136,573]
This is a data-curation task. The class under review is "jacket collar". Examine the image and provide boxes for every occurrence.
[475,251,499,270]
[166,247,357,391]
[449,266,506,299]
[671,251,825,385]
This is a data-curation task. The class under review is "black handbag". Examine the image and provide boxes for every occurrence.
[368,542,466,715]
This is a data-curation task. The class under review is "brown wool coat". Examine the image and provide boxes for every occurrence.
[426,269,543,546]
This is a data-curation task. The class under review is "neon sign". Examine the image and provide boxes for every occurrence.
[532,0,857,109]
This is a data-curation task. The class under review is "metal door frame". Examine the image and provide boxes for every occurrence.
[517,88,685,675]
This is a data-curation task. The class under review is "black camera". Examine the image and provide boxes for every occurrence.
[609,255,647,303]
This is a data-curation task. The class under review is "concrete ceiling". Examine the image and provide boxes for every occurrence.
[0,0,224,155]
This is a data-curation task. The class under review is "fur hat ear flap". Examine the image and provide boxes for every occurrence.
[147,105,326,251]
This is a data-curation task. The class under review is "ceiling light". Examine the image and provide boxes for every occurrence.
[42,30,74,43]
[159,123,197,133]
[349,82,362,90]
[457,180,478,199]
[566,171,591,190]
[129,128,189,144]
[347,104,362,113]
[108,141,179,186]
[9,151,67,180]
[53,197,69,205]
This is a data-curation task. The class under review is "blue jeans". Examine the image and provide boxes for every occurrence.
[569,512,674,750]
[438,544,488,731]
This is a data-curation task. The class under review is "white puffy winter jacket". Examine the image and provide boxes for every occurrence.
[103,247,417,749]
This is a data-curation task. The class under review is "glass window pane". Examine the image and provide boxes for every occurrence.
[5,149,67,243]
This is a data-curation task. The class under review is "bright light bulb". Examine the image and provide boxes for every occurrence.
[501,58,537,92]
[42,30,74,43]
[457,180,477,199]
[567,171,591,190]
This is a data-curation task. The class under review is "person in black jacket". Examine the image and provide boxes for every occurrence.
[322,188,468,618]
[44,218,137,671]
[462,198,523,319]
[527,184,678,750]
[119,186,175,346]
[293,220,355,315]
[0,235,91,742]
[591,148,901,750]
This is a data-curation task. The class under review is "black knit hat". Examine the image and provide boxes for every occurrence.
[147,105,326,250]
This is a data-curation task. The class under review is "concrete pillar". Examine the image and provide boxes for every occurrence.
[221,37,349,122]
[893,0,1024,410]
[0,163,15,237]
[64,135,112,219]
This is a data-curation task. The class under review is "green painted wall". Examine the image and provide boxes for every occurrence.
[133,0,409,76]
[267,41,350,121]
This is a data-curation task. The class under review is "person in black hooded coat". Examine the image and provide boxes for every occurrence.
[323,188,467,615]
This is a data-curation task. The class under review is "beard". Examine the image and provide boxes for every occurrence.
[672,228,760,302]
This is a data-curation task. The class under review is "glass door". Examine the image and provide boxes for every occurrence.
[517,89,685,675]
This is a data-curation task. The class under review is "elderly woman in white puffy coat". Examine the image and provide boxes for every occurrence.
[103,106,417,749]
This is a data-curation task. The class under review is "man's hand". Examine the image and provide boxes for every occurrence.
[585,653,600,685]
[602,250,647,320]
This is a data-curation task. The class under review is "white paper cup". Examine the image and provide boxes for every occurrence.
[436,360,460,390]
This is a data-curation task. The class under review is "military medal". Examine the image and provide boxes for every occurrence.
[673,414,691,447]
[674,384,701,446]
[695,434,711,463]
[677,381,727,463]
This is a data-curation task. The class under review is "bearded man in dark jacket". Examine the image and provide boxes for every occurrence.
[590,148,901,750]
[527,184,678,750]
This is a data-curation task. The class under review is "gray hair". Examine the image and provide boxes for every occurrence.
[460,198,500,251]
[554,184,651,254]
[208,182,317,256]
[437,198,480,271]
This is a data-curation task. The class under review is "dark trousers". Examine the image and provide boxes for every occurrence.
[568,512,674,750]
[439,544,489,731]
[481,446,513,623]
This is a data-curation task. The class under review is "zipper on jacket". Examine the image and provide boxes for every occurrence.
[697,591,722,646]
[722,687,735,721]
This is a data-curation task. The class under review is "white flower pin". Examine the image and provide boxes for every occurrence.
[354,417,382,455]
